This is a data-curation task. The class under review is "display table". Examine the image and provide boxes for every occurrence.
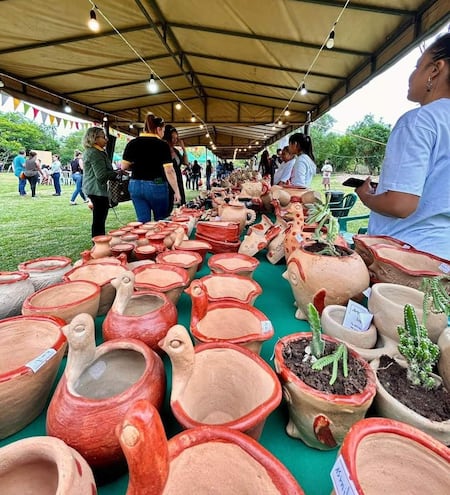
[0,250,338,495]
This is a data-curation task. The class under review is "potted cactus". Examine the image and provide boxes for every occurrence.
[273,304,376,450]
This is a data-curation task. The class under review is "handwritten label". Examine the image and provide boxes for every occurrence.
[25,348,57,373]
[439,263,450,274]
[261,320,273,334]
[342,300,373,332]
[88,360,107,380]
[331,455,358,495]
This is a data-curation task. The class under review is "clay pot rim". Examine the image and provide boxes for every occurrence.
[107,289,174,320]
[208,253,260,272]
[22,280,101,311]
[111,243,135,251]
[133,263,190,289]
[274,332,377,405]
[18,256,72,272]
[172,341,281,431]
[0,314,66,382]
[63,263,127,286]
[196,273,262,303]
[296,241,355,257]
[156,250,202,268]
[0,271,30,284]
[127,221,143,227]
[134,245,157,254]
[370,282,423,305]
[108,229,127,236]
[353,234,412,249]
[92,234,112,242]
[339,417,450,494]
[176,240,213,250]
[168,425,304,494]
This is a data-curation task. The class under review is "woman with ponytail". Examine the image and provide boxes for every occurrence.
[288,132,317,187]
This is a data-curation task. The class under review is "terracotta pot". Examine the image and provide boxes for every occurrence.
[174,239,212,269]
[283,242,370,319]
[266,217,290,265]
[208,252,260,279]
[353,234,413,267]
[108,229,127,247]
[133,263,190,305]
[145,232,168,253]
[63,262,128,316]
[46,313,165,471]
[331,418,450,495]
[0,315,66,439]
[22,280,100,323]
[195,231,241,254]
[438,328,450,392]
[121,233,139,247]
[196,273,262,305]
[274,333,377,450]
[195,220,240,243]
[111,242,135,261]
[283,201,305,261]
[187,279,273,354]
[18,256,72,291]
[134,244,157,261]
[0,271,35,319]
[103,271,178,351]
[156,250,202,282]
[127,221,143,228]
[0,436,96,494]
[159,324,281,440]
[219,200,257,233]
[368,283,447,343]
[117,399,305,495]
[91,234,112,258]
[76,250,127,267]
[238,222,282,257]
[131,228,150,246]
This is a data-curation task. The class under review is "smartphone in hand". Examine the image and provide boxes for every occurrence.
[342,177,378,188]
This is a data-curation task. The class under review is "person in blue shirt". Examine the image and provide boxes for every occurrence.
[12,150,27,196]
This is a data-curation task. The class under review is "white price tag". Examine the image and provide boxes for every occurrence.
[342,300,373,332]
[330,455,358,495]
[261,320,273,334]
[439,263,450,274]
[362,287,371,298]
[295,233,303,243]
[25,348,57,373]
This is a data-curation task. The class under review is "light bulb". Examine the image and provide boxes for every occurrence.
[129,123,134,129]
[148,74,157,93]
[190,114,196,122]
[205,132,210,138]
[199,124,204,129]
[300,83,308,96]
[326,30,335,49]
[88,10,100,32]
[284,108,290,116]
[103,115,108,122]
[64,102,72,113]
[278,119,283,126]
[175,102,182,110]
[0,80,4,88]
[255,141,259,145]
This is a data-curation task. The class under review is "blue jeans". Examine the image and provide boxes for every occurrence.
[71,172,86,202]
[52,172,61,195]
[129,179,169,222]
[18,176,27,195]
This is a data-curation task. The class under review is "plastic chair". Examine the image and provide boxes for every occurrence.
[338,213,370,248]
[330,192,358,218]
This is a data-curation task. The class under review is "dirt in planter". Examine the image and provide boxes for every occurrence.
[304,242,351,256]
[377,354,450,422]
[282,338,367,395]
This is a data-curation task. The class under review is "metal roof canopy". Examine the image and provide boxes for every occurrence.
[0,0,448,159]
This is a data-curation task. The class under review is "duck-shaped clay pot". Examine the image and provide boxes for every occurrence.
[46,313,165,472]
[117,399,305,495]
[103,271,178,351]
[158,324,281,440]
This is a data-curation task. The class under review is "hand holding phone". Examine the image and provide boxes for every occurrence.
[342,177,377,189]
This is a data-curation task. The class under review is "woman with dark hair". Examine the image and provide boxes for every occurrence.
[24,151,44,198]
[288,133,317,187]
[258,150,272,179]
[163,125,187,212]
[356,33,450,258]
[121,113,180,222]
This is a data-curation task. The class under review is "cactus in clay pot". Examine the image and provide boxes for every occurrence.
[421,275,450,327]
[305,196,340,256]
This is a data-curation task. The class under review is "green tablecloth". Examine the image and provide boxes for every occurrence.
[0,250,338,494]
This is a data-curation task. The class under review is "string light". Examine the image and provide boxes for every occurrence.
[63,101,72,113]
[300,82,308,96]
[88,9,100,32]
[175,102,182,110]
[205,132,210,138]
[103,115,108,122]
[190,114,196,122]
[278,119,283,126]
[284,108,290,117]
[148,74,157,93]
[326,29,335,49]
[129,123,134,129]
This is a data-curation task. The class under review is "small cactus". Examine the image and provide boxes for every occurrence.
[421,276,450,327]
[312,343,348,386]
[308,303,325,358]
[306,196,340,256]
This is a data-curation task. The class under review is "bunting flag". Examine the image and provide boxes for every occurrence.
[33,107,39,119]
[1,92,9,106]
[56,117,61,126]
[41,111,48,123]
[49,114,55,125]
[75,122,80,130]
[13,98,21,110]
[23,103,30,115]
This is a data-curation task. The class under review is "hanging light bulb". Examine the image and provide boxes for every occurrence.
[129,123,134,129]
[148,74,157,93]
[103,115,108,122]
[255,141,259,145]
[88,9,100,32]
[284,108,290,117]
[300,82,308,96]
[190,114,196,122]
[205,132,210,138]
[199,124,204,129]
[326,29,335,49]
[175,102,182,110]
[63,101,72,113]
[278,119,283,126]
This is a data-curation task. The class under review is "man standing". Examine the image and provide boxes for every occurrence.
[12,150,27,196]
[321,159,333,191]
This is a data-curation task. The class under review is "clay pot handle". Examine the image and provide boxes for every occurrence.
[245,209,257,226]
[111,271,135,314]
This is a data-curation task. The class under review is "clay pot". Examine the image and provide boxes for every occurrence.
[131,228,150,246]
[283,242,370,319]
[111,242,135,261]
[238,223,282,257]
[117,399,305,495]
[274,333,377,450]
[159,324,281,440]
[0,271,35,319]
[103,271,178,351]
[22,280,100,323]
[133,263,190,305]
[134,244,157,261]
[174,239,212,269]
[187,279,273,354]
[145,232,168,253]
[108,229,127,247]
[195,231,241,254]
[196,273,262,305]
[219,200,257,233]
[266,217,290,265]
[368,283,447,343]
[76,250,127,267]
[127,221,143,228]
[283,201,305,261]
[121,233,139,247]
[208,252,260,279]
[438,328,450,392]
[63,262,128,316]
[156,250,202,282]
[0,436,96,494]
[46,313,165,471]
[18,256,72,291]
[0,315,66,439]
[195,220,240,243]
[90,235,112,258]
[331,418,450,495]
[353,234,413,266]
[370,357,450,445]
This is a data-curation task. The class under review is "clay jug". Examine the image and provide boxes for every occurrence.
[219,200,256,233]
[91,235,112,258]
[0,271,35,319]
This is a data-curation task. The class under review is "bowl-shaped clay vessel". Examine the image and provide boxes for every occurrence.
[195,220,240,243]
[134,244,157,261]
[156,250,202,282]
[174,239,212,269]
[18,256,72,291]
[46,313,165,472]
[0,315,66,439]
[196,273,262,305]
[159,324,281,440]
[195,231,242,254]
[0,271,35,319]
[331,418,450,495]
[22,280,100,323]
[110,242,135,261]
[352,234,413,267]
[208,253,260,279]
[117,399,305,495]
[0,436,96,494]
[133,263,190,305]
[63,262,128,316]
[103,271,178,351]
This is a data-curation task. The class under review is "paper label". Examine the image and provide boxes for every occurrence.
[362,287,372,298]
[88,360,107,380]
[439,263,450,274]
[342,300,373,332]
[295,233,303,243]
[261,320,273,334]
[330,455,358,495]
[25,348,57,373]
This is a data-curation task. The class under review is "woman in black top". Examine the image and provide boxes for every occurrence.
[121,114,181,222]
[163,125,187,213]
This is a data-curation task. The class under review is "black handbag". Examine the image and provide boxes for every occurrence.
[108,175,131,207]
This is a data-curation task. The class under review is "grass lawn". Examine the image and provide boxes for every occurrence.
[0,171,370,272]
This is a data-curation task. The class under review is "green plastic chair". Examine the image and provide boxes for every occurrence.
[330,192,358,218]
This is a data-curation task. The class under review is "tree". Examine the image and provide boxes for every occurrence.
[59,130,85,166]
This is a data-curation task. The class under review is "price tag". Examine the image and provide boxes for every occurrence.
[261,320,273,334]
[25,348,57,373]
[342,300,373,332]
[439,263,450,274]
[330,455,358,495]
[295,233,303,243]
[362,287,372,298]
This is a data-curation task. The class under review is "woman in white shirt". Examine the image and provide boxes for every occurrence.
[288,133,317,187]
[273,146,295,185]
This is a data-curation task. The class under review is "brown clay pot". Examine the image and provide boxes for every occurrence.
[208,252,260,279]
[18,256,72,291]
[90,235,112,258]
[108,229,128,247]
[145,232,168,253]
[0,271,35,319]
[134,244,157,261]
[156,250,202,282]
[219,200,257,233]
[0,315,66,439]
[352,234,414,267]
[111,242,135,261]
[159,324,281,440]
[46,313,165,471]
[196,273,262,305]
[195,220,240,243]
[174,239,212,269]
[195,231,241,254]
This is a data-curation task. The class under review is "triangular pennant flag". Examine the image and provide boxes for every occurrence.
[64,119,70,128]
[70,121,74,128]
[49,115,55,125]
[117,133,121,138]
[56,117,61,126]
[41,111,48,123]
[1,92,9,106]
[23,103,30,115]
[75,122,80,130]
[13,98,21,110]
[33,107,39,119]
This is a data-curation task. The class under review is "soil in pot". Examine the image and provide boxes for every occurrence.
[282,338,367,395]
[376,355,450,422]
[305,242,351,256]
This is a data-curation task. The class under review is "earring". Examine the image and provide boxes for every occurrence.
[426,76,433,92]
